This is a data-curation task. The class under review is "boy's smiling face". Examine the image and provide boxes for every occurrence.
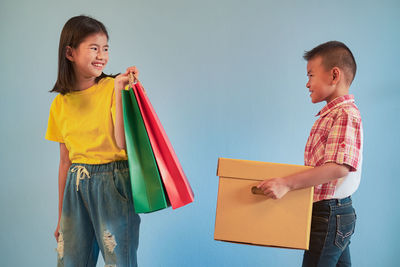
[306,56,338,104]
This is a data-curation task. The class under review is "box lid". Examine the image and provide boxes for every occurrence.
[217,157,312,181]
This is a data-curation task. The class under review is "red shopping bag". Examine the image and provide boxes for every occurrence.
[131,82,194,209]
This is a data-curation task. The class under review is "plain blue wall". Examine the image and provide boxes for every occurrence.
[1,0,399,266]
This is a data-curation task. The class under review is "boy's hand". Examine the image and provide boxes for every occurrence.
[115,66,139,91]
[257,178,290,199]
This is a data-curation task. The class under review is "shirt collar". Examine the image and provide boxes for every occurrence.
[317,95,354,117]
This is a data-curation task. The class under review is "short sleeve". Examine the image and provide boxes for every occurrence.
[324,110,362,171]
[45,96,64,143]
[111,87,116,125]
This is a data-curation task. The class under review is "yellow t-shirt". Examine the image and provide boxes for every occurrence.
[45,77,127,164]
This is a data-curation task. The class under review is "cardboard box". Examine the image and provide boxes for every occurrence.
[214,158,313,250]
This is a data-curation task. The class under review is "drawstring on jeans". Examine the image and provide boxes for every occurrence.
[71,166,90,191]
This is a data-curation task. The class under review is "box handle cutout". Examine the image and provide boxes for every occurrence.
[251,186,264,195]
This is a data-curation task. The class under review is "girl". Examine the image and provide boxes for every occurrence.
[46,15,141,267]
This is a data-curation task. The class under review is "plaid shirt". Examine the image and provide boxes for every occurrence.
[304,95,363,201]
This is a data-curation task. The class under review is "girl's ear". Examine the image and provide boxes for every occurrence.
[65,46,74,62]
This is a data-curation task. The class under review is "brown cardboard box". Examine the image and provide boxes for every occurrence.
[214,158,313,250]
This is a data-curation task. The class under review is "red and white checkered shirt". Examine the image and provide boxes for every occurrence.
[304,95,363,202]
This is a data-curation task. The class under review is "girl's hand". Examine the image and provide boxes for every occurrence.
[256,177,290,199]
[54,221,60,242]
[115,66,139,92]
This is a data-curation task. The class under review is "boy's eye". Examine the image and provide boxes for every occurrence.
[104,47,109,52]
[91,47,98,51]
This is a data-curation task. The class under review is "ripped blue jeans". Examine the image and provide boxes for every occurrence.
[57,161,141,267]
[302,196,356,267]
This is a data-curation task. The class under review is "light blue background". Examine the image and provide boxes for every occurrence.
[1,0,399,266]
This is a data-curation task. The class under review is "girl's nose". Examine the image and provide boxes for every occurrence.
[97,50,107,60]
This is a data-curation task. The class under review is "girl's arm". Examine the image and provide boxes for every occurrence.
[114,66,139,149]
[55,142,71,241]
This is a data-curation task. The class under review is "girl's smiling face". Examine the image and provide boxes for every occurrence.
[66,33,109,86]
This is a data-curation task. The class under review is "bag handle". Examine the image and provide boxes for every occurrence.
[128,72,147,93]
[128,72,140,87]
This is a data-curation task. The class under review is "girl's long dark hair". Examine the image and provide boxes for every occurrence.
[50,15,116,95]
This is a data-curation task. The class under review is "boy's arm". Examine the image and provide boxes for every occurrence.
[55,143,71,241]
[257,162,350,199]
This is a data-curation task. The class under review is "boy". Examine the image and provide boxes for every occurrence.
[257,41,363,267]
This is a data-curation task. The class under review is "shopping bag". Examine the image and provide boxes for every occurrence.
[122,86,169,213]
[132,81,194,209]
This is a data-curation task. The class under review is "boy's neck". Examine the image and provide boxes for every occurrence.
[325,84,350,104]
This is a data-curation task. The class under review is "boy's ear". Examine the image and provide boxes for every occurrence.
[65,46,74,62]
[331,67,340,85]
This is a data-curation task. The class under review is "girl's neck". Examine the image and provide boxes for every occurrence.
[74,76,96,91]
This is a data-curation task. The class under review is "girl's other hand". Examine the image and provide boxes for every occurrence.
[54,221,60,242]
[114,66,139,91]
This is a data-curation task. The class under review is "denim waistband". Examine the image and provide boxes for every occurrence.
[313,196,352,208]
[69,161,129,191]
[69,160,129,173]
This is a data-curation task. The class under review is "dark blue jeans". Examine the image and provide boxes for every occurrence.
[302,196,356,267]
[57,161,141,267]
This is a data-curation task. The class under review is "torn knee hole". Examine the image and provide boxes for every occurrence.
[103,230,117,253]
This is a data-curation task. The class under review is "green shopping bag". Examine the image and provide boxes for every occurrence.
[122,87,168,213]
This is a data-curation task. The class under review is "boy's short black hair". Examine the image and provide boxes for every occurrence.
[304,41,357,85]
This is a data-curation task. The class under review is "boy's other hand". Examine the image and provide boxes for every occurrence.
[257,178,290,199]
